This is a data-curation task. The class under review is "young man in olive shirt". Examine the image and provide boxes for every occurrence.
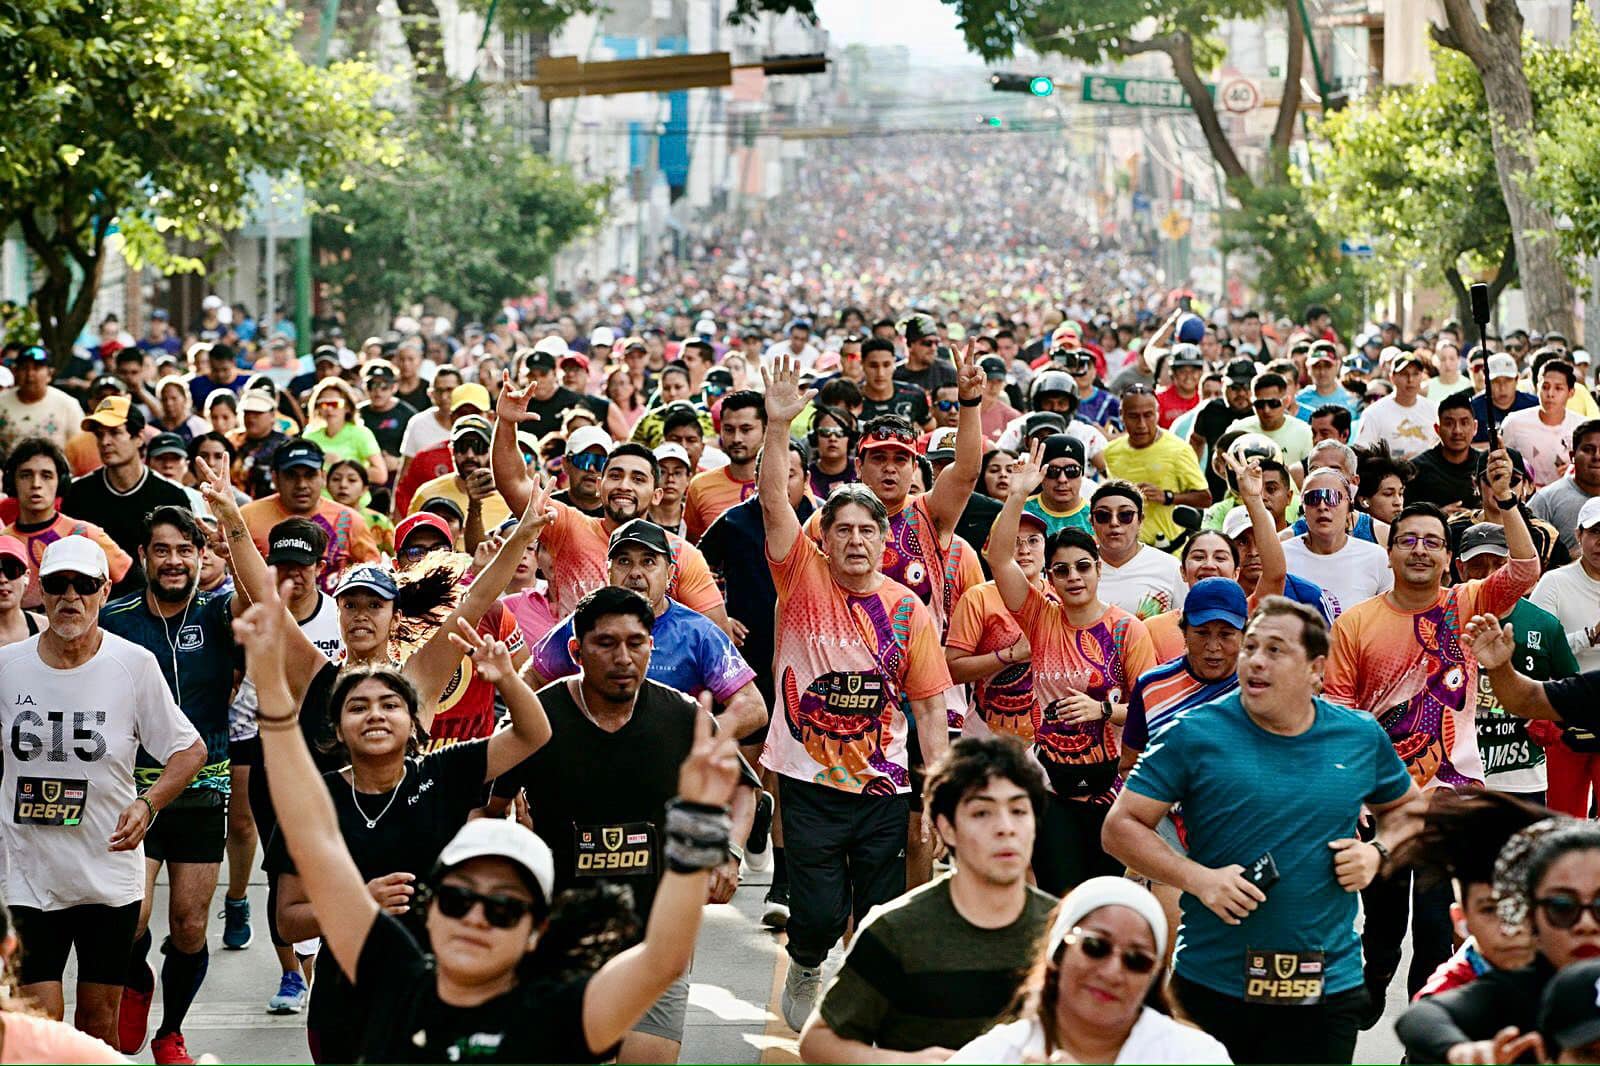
[798,737,1056,1060]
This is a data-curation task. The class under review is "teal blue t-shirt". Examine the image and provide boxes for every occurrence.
[1126,692,1412,998]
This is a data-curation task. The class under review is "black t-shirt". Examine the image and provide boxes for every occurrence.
[549,489,604,518]
[524,387,605,440]
[360,399,419,457]
[353,913,599,1064]
[893,359,957,395]
[264,737,491,1042]
[499,679,699,921]
[860,384,931,426]
[1544,670,1600,741]
[397,384,433,413]
[1190,399,1254,498]
[1406,446,1481,510]
[63,467,194,596]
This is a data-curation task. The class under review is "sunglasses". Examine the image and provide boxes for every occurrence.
[1121,384,1154,398]
[1535,895,1600,930]
[569,451,607,473]
[1303,488,1346,509]
[1044,463,1082,481]
[1092,508,1139,525]
[1063,929,1157,974]
[1393,533,1448,552]
[41,573,103,597]
[1048,560,1097,577]
[862,424,917,445]
[815,426,848,440]
[0,559,26,581]
[432,883,536,929]
[400,543,446,562]
[453,439,489,455]
[1252,397,1283,410]
[935,399,960,412]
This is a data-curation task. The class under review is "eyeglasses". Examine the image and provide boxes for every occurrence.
[815,426,848,440]
[1535,895,1600,930]
[1393,533,1448,552]
[400,543,445,562]
[0,559,26,581]
[1120,384,1154,398]
[432,883,536,929]
[1303,488,1346,509]
[935,399,959,412]
[1252,397,1283,411]
[1044,463,1082,481]
[1063,929,1157,974]
[1092,507,1139,525]
[41,573,104,597]
[1048,560,1097,577]
[569,451,607,473]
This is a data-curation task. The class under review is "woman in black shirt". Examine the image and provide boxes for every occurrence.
[237,584,742,1063]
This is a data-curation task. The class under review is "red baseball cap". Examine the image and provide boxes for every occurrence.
[394,512,454,552]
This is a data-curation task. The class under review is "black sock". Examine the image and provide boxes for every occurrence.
[773,846,787,888]
[128,929,155,993]
[155,939,209,1037]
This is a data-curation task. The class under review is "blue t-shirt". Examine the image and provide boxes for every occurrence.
[1294,384,1362,421]
[101,589,238,794]
[529,599,756,702]
[1126,692,1412,998]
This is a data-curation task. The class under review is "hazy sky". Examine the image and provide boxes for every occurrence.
[812,0,980,65]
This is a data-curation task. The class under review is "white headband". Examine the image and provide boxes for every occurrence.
[1047,876,1168,956]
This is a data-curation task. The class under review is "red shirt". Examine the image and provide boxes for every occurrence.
[1156,386,1200,428]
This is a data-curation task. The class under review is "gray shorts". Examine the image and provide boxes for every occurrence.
[632,974,691,1042]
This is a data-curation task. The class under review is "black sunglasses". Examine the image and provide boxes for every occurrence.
[1048,560,1096,577]
[41,573,104,597]
[1535,895,1600,930]
[0,559,26,581]
[1044,463,1082,480]
[432,883,536,929]
[1064,929,1157,974]
[1253,398,1283,410]
[1092,507,1139,525]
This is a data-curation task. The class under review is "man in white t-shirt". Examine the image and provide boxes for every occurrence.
[1354,350,1439,460]
[1089,481,1185,620]
[0,345,86,453]
[1501,358,1584,487]
[0,535,204,1045]
[764,318,821,371]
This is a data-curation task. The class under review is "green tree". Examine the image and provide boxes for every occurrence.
[1529,9,1600,271]
[1222,177,1364,337]
[1310,48,1514,328]
[312,102,608,331]
[0,0,391,367]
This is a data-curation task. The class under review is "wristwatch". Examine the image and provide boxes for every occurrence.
[1163,490,1175,505]
[1370,839,1390,867]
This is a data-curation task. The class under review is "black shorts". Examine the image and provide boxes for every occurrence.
[144,793,228,864]
[229,735,262,768]
[11,901,140,986]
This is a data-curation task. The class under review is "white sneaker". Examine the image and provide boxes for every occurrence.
[743,840,773,876]
[780,961,822,1032]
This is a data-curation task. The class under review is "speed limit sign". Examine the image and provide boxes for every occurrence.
[1220,78,1260,113]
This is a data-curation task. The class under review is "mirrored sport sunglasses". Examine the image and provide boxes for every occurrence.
[861,423,917,446]
[1302,488,1345,509]
[935,399,960,412]
[815,426,849,440]
[40,573,104,597]
[569,451,608,473]
[431,883,536,929]
[1062,929,1157,974]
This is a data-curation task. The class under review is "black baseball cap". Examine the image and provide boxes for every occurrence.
[1539,958,1600,1053]
[15,345,48,364]
[147,432,188,460]
[523,349,557,372]
[363,360,398,383]
[267,521,321,566]
[1041,434,1086,468]
[1225,358,1257,385]
[978,355,1007,380]
[607,519,671,558]
[1023,412,1067,439]
[272,439,325,473]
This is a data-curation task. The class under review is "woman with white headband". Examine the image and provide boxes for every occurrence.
[949,877,1231,1064]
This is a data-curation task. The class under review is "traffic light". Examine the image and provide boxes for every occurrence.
[762,53,828,76]
[990,72,1054,97]
[976,115,1004,127]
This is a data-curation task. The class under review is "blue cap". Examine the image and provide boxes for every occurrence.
[272,439,325,472]
[786,318,812,334]
[1181,577,1248,630]
[1175,313,1206,344]
[334,564,398,601]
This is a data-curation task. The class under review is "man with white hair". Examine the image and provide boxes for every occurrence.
[0,535,205,1047]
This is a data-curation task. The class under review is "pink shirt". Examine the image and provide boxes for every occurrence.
[501,585,558,646]
[1,1013,128,1063]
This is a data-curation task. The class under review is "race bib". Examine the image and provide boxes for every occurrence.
[573,821,656,878]
[1244,949,1325,1005]
[14,776,88,827]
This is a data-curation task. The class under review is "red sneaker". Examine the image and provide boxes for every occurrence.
[151,1032,196,1065]
[116,969,153,1054]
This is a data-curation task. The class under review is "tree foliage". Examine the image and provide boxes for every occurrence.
[312,101,608,332]
[1310,48,1512,325]
[452,0,817,41]
[0,0,392,366]
[1221,176,1364,338]
[1529,8,1600,266]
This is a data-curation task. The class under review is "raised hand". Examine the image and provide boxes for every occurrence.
[496,381,535,424]
[447,616,516,684]
[954,338,983,403]
[760,353,814,424]
[1009,439,1046,499]
[194,456,238,514]
[515,474,559,537]
[1483,448,1515,503]
[1223,449,1264,502]
[1465,613,1515,671]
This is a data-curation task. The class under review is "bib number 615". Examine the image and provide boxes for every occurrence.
[9,710,108,763]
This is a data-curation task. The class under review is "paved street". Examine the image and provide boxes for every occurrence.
[76,861,1413,1064]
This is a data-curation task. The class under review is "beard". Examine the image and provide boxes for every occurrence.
[151,571,198,604]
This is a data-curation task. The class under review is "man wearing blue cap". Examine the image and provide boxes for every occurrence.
[239,439,378,592]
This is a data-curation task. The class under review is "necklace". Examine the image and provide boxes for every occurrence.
[350,763,407,829]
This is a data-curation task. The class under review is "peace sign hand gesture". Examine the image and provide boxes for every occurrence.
[954,339,984,403]
[447,616,516,684]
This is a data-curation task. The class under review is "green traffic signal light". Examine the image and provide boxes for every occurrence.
[1028,75,1054,97]
[987,116,1002,127]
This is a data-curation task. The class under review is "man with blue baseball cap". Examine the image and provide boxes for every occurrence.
[239,439,379,592]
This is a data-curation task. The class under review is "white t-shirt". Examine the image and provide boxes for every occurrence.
[764,339,822,371]
[1500,407,1583,487]
[0,387,85,452]
[1100,545,1187,620]
[1282,534,1394,616]
[949,1011,1233,1064]
[1352,394,1439,460]
[996,414,1109,463]
[0,632,199,910]
[230,592,344,741]
[399,408,451,458]
[1531,561,1600,672]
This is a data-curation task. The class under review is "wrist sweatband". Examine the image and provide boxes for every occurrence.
[665,798,732,874]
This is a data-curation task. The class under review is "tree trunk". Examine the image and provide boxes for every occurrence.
[1433,0,1574,337]
[393,0,447,92]
[1270,0,1306,157]
[1123,33,1251,188]
[18,209,106,372]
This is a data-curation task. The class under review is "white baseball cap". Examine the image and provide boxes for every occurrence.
[1488,353,1520,381]
[39,534,109,581]
[533,335,571,358]
[435,817,555,904]
[1574,349,1592,366]
[589,327,616,348]
[1046,876,1168,959]
[1222,505,1255,541]
[1578,497,1600,531]
[567,425,614,456]
[694,317,717,337]
[654,442,692,468]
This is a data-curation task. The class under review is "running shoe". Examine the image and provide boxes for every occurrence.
[761,885,790,930]
[117,965,153,1054]
[743,790,774,875]
[221,895,253,950]
[151,1032,196,1065]
[780,961,821,1032]
[267,970,308,1015]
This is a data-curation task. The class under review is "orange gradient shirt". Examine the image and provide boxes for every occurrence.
[538,499,722,619]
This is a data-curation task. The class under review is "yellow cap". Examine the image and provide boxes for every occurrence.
[82,395,132,430]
